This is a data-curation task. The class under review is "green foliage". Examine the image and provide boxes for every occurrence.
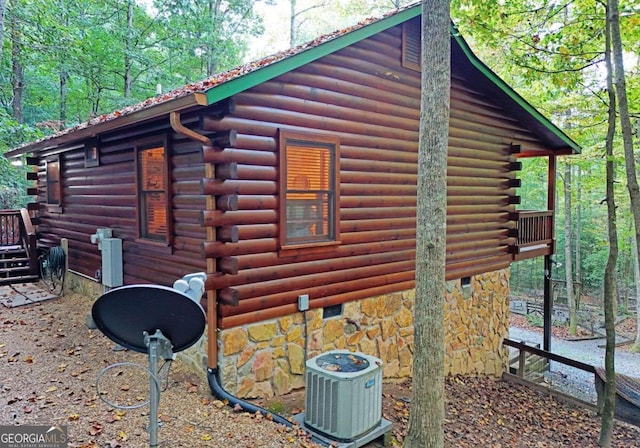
[451,0,640,298]
[0,111,42,208]
[525,313,543,327]
[0,0,266,129]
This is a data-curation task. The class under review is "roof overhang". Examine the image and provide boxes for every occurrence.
[5,3,580,159]
[450,27,580,155]
[5,93,209,158]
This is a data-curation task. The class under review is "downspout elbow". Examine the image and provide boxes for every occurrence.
[169,111,212,146]
[206,368,329,447]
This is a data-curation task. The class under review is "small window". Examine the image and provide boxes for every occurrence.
[402,18,421,72]
[136,139,170,243]
[84,141,99,167]
[46,156,61,206]
[323,304,342,319]
[279,131,340,247]
[461,276,472,299]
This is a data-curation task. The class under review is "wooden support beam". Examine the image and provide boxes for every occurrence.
[219,287,239,306]
[216,162,238,180]
[509,161,523,171]
[506,178,521,188]
[219,257,238,275]
[217,226,239,243]
[216,195,238,211]
[210,129,238,148]
[508,196,521,204]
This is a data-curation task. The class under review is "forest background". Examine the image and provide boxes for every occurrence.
[0,0,639,322]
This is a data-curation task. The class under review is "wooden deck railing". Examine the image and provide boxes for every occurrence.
[20,208,38,276]
[0,208,38,276]
[503,338,598,408]
[510,210,554,260]
[516,210,553,247]
[0,209,22,246]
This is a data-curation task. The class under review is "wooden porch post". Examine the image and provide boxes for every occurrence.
[543,155,557,351]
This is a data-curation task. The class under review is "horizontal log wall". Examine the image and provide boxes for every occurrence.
[34,118,207,286]
[201,24,549,329]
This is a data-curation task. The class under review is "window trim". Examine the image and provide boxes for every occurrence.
[45,155,62,212]
[134,135,172,249]
[278,130,340,252]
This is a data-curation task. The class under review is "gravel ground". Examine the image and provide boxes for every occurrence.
[508,326,640,403]
[0,289,323,448]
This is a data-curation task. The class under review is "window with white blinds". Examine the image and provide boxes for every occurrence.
[279,131,340,246]
[137,142,169,243]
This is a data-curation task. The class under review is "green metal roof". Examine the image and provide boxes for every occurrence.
[201,6,423,106]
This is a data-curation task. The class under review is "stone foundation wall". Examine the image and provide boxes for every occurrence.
[67,269,510,397]
[217,269,511,398]
[66,271,105,299]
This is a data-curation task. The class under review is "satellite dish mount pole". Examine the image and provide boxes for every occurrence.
[144,329,174,448]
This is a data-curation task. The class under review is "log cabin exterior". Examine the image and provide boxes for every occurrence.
[6,4,579,397]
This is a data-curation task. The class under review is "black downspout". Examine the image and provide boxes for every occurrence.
[207,368,329,447]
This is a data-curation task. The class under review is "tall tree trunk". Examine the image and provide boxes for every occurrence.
[59,70,68,126]
[564,162,577,334]
[0,0,7,64]
[599,5,618,446]
[205,0,221,77]
[575,166,582,308]
[634,238,640,351]
[10,12,23,123]
[289,0,296,47]
[609,0,640,352]
[405,1,449,447]
[124,0,133,97]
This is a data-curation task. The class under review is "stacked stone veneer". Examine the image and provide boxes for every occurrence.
[66,269,511,397]
[212,268,511,398]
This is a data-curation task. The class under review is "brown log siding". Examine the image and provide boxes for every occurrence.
[29,24,553,330]
[34,122,207,285]
[198,25,539,328]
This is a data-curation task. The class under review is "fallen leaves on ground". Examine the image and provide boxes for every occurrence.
[0,287,322,447]
[2,287,639,447]
[380,376,640,447]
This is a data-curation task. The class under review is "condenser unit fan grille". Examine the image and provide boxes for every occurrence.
[304,350,382,441]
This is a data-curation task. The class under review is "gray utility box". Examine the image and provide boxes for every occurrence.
[304,350,382,441]
[101,238,123,287]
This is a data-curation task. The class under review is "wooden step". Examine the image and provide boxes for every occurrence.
[0,265,31,274]
[0,249,27,258]
[0,243,37,286]
[0,274,39,286]
[0,258,29,268]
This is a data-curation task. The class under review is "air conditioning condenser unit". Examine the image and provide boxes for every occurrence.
[304,350,382,441]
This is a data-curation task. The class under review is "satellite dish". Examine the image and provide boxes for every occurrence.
[91,284,206,354]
